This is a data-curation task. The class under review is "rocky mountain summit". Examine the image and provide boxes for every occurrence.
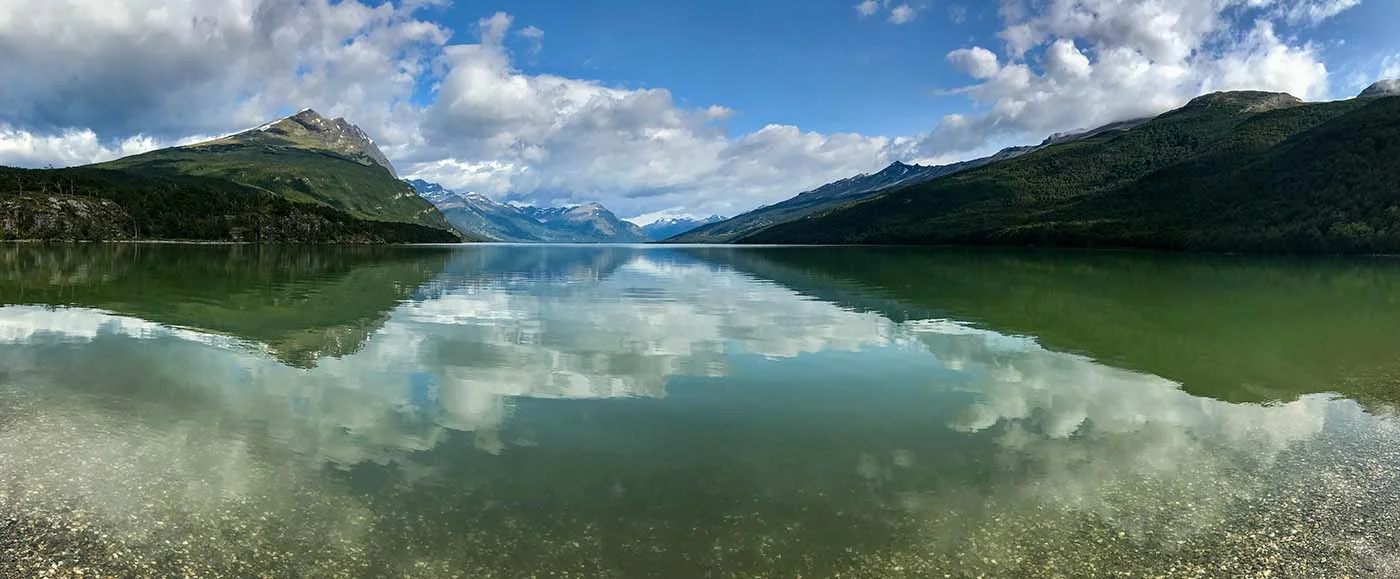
[226,109,398,177]
[1360,79,1400,99]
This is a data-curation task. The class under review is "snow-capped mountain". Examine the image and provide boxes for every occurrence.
[640,215,726,241]
[405,180,648,243]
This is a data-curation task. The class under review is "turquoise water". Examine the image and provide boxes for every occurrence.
[1,244,1398,577]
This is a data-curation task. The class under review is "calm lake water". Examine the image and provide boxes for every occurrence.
[2,243,1399,577]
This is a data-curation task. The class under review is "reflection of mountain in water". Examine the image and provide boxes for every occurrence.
[0,244,452,368]
[4,244,1372,469]
[695,247,1400,408]
[4,245,1400,576]
[0,245,906,465]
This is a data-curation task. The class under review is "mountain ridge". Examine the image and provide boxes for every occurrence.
[229,108,399,177]
[641,215,725,240]
[98,110,457,235]
[406,180,649,242]
[738,89,1400,253]
[668,146,1036,243]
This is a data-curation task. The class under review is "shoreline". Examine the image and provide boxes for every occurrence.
[5,239,1400,258]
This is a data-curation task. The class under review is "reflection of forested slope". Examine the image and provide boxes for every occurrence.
[694,246,1400,407]
[0,244,452,367]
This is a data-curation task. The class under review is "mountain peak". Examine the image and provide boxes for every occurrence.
[231,108,398,177]
[1360,79,1400,99]
[291,108,323,120]
[1183,91,1301,114]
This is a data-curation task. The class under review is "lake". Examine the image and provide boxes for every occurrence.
[2,243,1399,577]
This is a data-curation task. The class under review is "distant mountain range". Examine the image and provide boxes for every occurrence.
[676,80,1400,253]
[406,179,646,242]
[640,215,725,240]
[406,179,721,242]
[670,152,1031,243]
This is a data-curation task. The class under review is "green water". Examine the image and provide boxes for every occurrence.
[1,244,1399,578]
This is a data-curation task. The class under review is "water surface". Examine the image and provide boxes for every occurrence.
[2,244,1399,577]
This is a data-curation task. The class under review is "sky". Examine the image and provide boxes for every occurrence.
[1,0,1397,222]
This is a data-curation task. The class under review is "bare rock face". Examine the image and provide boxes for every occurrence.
[1183,91,1303,114]
[1359,80,1400,99]
[237,109,399,177]
[0,195,133,240]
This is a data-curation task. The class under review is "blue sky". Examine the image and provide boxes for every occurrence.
[460,0,1399,134]
[1,0,1397,221]
[473,0,977,136]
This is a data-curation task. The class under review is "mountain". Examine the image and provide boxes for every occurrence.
[668,149,1033,243]
[640,215,725,240]
[98,109,456,234]
[406,180,649,242]
[519,203,650,242]
[1360,79,1400,99]
[735,89,1400,254]
[671,115,1160,245]
[1,109,464,243]
[242,108,398,176]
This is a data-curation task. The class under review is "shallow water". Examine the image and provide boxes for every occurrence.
[1,244,1399,577]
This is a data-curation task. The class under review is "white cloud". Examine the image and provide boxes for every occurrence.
[889,4,918,24]
[1383,55,1400,80]
[0,0,449,144]
[1279,0,1363,25]
[947,47,1001,79]
[519,25,544,54]
[408,13,911,217]
[1044,39,1092,79]
[855,0,917,25]
[0,125,210,167]
[918,0,1356,157]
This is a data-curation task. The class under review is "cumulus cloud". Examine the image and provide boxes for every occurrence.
[0,126,211,167]
[947,47,1001,79]
[408,12,911,216]
[0,1,908,219]
[918,0,1356,157]
[0,0,449,143]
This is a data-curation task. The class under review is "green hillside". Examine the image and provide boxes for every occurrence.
[1,109,472,243]
[743,92,1400,253]
[100,125,452,232]
[0,165,460,243]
